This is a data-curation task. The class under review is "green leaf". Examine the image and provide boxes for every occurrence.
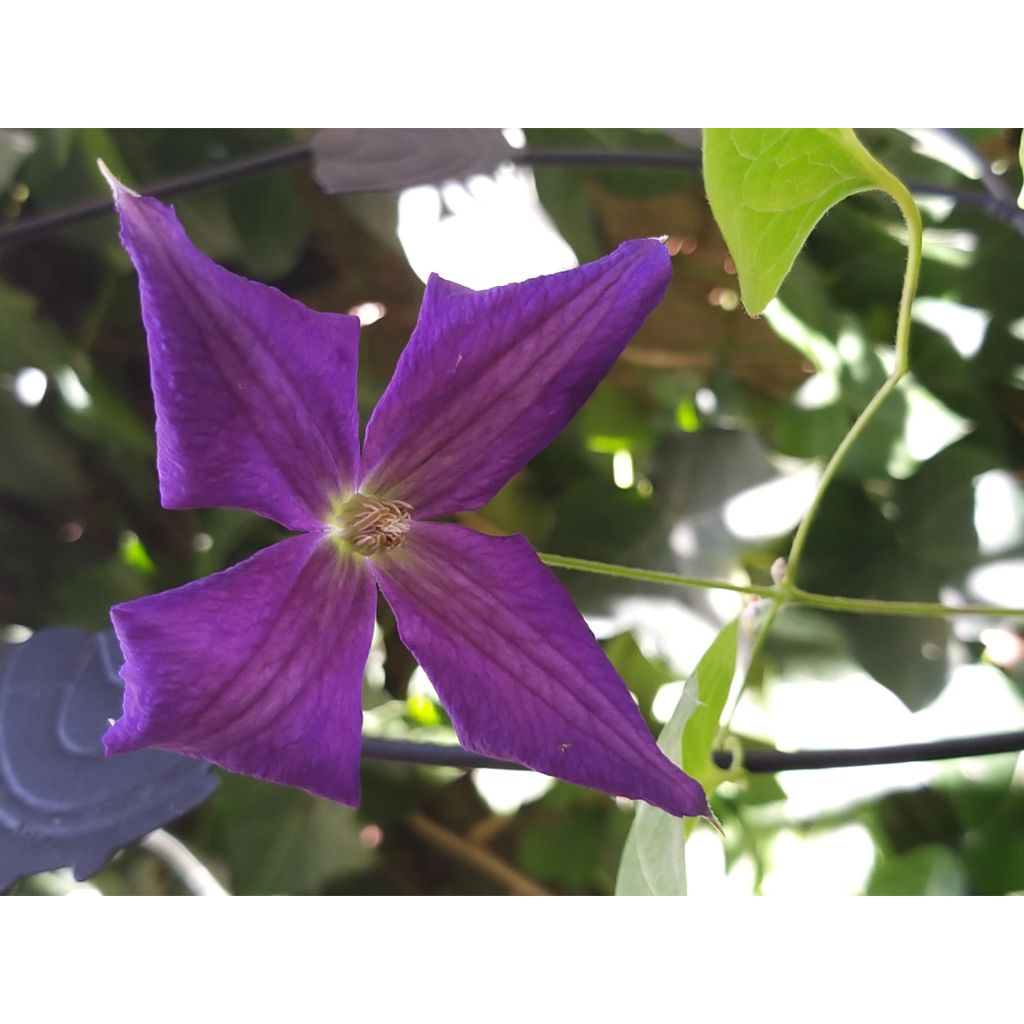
[681,618,740,789]
[615,686,695,896]
[517,803,609,890]
[211,775,374,894]
[0,281,75,374]
[703,129,901,314]
[615,620,738,896]
[867,844,965,895]
[603,631,674,720]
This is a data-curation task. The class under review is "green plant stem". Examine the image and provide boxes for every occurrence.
[780,168,924,595]
[539,552,1024,619]
[791,587,1023,618]
[539,552,776,599]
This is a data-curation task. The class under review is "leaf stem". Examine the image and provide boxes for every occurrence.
[540,552,1024,619]
[406,813,550,896]
[791,587,1024,618]
[780,155,924,595]
[538,552,776,599]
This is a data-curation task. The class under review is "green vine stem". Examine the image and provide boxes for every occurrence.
[780,149,924,595]
[789,587,1023,618]
[539,552,776,600]
[539,552,1024,619]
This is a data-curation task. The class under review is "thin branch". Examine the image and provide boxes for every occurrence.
[361,731,1024,774]
[406,812,550,895]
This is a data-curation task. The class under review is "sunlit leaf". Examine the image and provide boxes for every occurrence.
[868,844,965,895]
[682,617,739,789]
[614,684,695,896]
[703,129,901,314]
[615,621,738,895]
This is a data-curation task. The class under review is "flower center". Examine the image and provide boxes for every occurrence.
[331,494,412,555]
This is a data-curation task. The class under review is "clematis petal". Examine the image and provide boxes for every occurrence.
[108,174,361,531]
[371,522,708,817]
[105,534,376,806]
[360,239,671,517]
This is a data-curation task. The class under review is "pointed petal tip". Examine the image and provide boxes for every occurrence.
[629,234,674,264]
[637,767,710,819]
[102,714,140,757]
[703,808,724,835]
[96,158,139,200]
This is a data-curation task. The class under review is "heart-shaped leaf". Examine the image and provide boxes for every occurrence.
[311,129,513,193]
[703,129,901,314]
[0,628,218,890]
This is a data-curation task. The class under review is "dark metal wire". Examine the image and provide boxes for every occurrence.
[362,730,1024,774]
[514,150,701,170]
[0,142,312,247]
[3,138,1023,248]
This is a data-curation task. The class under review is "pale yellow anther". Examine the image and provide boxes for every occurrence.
[330,495,412,555]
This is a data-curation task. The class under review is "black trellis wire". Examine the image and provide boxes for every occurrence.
[3,138,1024,248]
[362,730,1024,774]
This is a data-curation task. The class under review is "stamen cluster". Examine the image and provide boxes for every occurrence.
[335,495,412,554]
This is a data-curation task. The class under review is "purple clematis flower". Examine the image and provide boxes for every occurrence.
[100,166,709,819]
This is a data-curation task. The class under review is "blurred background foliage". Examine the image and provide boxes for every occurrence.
[1,127,1022,895]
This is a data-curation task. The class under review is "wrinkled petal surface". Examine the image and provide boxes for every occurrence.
[105,534,376,806]
[113,183,361,530]
[360,240,671,517]
[371,522,708,817]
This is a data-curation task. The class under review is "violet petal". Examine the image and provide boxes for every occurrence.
[105,534,376,806]
[371,522,708,817]
[360,240,671,517]
[111,181,361,531]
